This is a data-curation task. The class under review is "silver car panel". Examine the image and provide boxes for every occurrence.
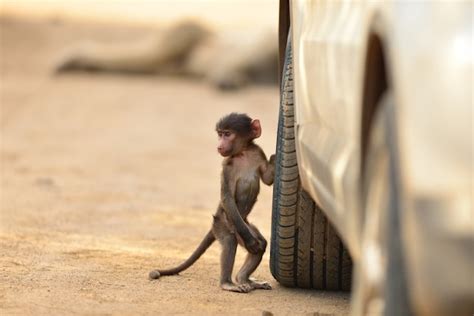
[290,0,473,314]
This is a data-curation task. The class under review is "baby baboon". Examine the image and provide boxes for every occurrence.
[149,113,275,293]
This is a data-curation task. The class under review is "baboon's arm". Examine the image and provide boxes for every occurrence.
[260,154,275,186]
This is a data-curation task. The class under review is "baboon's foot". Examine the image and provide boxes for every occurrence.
[250,280,272,290]
[221,282,252,293]
[239,278,272,290]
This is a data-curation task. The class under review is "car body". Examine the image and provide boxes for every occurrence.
[278,0,473,315]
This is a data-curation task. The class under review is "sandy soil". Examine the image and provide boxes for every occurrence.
[0,17,350,315]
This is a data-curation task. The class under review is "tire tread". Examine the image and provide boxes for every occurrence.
[270,36,352,291]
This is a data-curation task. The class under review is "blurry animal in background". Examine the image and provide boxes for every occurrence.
[149,113,275,293]
[54,20,278,90]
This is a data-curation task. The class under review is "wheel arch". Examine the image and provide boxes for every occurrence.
[356,15,415,313]
[278,0,290,87]
[360,29,390,181]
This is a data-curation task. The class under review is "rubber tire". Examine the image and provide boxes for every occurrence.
[270,36,352,291]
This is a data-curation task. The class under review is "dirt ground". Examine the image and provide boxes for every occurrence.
[0,17,350,315]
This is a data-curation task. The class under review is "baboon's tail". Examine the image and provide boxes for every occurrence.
[152,229,215,277]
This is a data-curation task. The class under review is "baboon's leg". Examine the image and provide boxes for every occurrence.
[236,224,272,290]
[212,214,252,293]
[219,235,237,282]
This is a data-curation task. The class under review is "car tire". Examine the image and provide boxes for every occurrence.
[270,36,352,291]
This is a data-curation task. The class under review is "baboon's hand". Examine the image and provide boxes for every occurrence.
[269,154,276,165]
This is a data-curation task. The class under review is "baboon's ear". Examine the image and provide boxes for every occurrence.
[250,119,261,139]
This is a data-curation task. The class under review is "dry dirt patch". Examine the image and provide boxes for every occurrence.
[0,17,350,315]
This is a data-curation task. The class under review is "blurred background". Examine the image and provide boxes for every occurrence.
[1,0,277,30]
[0,1,350,315]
